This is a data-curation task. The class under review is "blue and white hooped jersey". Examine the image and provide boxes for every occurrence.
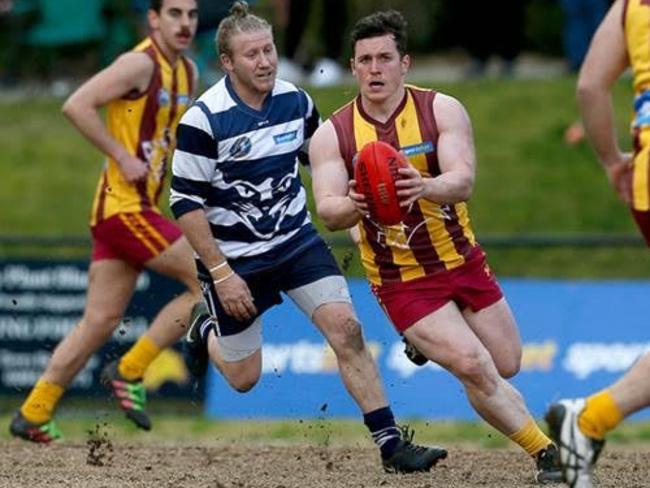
[170,76,321,275]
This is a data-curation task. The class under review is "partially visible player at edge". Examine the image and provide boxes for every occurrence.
[545,1,650,487]
[10,0,201,443]
[308,10,563,484]
[172,1,447,474]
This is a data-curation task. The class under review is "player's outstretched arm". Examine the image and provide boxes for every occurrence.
[577,0,631,202]
[62,52,154,182]
[310,120,365,230]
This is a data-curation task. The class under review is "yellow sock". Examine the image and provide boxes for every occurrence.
[118,335,161,381]
[578,389,623,440]
[20,379,64,424]
[509,418,553,457]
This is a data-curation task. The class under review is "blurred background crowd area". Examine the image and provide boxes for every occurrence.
[0,0,612,93]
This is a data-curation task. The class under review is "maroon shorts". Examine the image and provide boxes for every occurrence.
[371,250,504,332]
[632,209,650,246]
[91,211,182,269]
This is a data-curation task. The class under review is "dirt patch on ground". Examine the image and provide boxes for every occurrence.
[0,440,648,487]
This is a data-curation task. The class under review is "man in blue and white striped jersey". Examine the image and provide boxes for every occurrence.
[169,1,447,474]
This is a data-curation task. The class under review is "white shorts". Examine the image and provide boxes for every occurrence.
[215,275,352,362]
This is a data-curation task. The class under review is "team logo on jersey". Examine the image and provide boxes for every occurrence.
[177,94,190,106]
[366,202,451,250]
[401,141,435,157]
[368,218,426,250]
[273,130,298,145]
[230,136,253,159]
[214,164,300,239]
[158,89,170,106]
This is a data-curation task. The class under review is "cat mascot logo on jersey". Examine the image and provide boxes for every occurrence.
[214,163,301,240]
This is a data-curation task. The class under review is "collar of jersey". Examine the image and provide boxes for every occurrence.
[225,75,274,120]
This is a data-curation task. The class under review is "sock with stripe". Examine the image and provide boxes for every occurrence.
[200,316,215,344]
[20,379,64,425]
[363,406,402,459]
[578,389,623,441]
[118,335,161,381]
[508,417,553,457]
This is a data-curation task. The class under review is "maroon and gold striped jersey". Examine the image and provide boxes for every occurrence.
[624,0,650,95]
[90,37,194,226]
[624,0,650,211]
[330,85,478,286]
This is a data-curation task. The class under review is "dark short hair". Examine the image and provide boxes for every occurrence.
[350,10,408,58]
[149,0,197,14]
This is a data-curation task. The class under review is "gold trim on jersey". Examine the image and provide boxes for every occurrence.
[353,104,383,284]
[394,94,470,277]
[634,131,650,210]
[625,1,650,210]
[625,0,650,94]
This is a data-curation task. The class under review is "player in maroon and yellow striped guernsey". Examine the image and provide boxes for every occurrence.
[544,2,650,486]
[10,0,202,443]
[329,84,478,288]
[90,34,194,228]
[309,10,563,484]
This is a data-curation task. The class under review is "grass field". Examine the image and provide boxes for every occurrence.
[0,394,519,446]
[2,77,647,277]
[0,78,636,270]
[2,78,650,486]
[2,402,650,447]
[1,78,636,236]
[0,82,639,282]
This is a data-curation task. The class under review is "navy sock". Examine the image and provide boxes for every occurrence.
[199,316,214,344]
[363,406,402,459]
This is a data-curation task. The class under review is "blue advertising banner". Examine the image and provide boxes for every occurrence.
[0,261,194,398]
[205,278,650,420]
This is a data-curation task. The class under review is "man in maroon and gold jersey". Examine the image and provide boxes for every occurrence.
[545,2,650,486]
[309,10,562,484]
[10,0,200,443]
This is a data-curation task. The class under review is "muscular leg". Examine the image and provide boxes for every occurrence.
[463,298,522,378]
[312,302,387,413]
[404,301,529,435]
[308,300,447,469]
[544,353,650,486]
[608,352,650,417]
[207,332,261,393]
[144,236,201,349]
[567,353,650,443]
[42,259,139,386]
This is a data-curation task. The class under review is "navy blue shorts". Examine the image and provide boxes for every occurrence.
[199,238,343,336]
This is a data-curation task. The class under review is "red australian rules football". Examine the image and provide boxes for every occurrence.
[354,140,409,225]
